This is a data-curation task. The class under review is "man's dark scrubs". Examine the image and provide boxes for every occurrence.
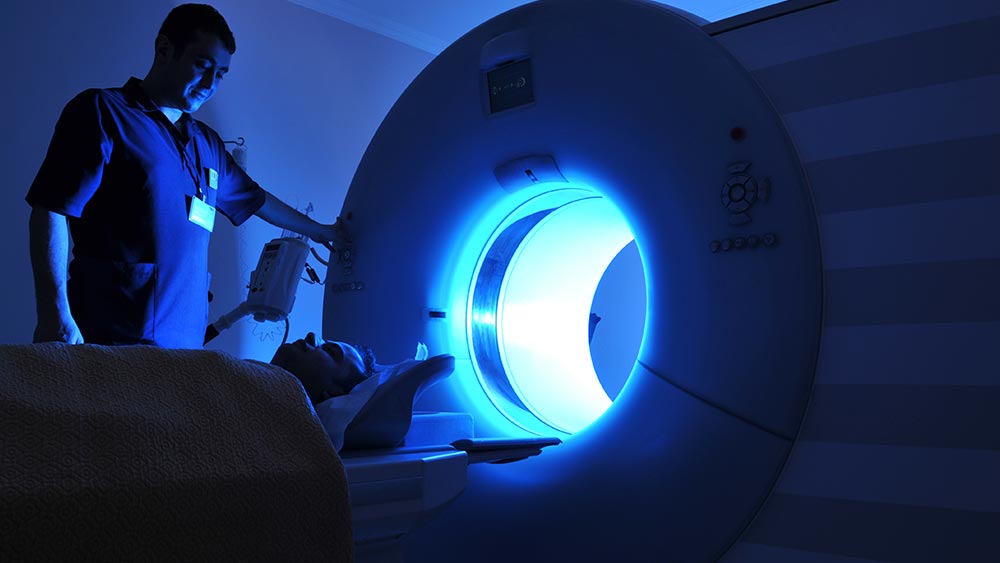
[27,78,265,349]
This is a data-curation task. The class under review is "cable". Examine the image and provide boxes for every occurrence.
[280,318,290,346]
[204,301,252,345]
[310,246,329,266]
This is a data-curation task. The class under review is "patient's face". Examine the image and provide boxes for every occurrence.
[271,332,367,403]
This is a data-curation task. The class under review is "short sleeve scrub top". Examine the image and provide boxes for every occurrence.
[27,78,266,349]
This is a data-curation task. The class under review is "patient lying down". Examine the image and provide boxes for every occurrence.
[270,332,454,451]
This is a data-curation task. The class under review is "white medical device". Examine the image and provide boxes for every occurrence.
[205,235,312,343]
[245,237,311,322]
[322,2,826,561]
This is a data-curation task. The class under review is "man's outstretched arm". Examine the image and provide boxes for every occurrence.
[29,207,83,344]
[253,191,351,249]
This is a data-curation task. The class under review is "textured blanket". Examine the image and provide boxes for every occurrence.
[0,343,353,562]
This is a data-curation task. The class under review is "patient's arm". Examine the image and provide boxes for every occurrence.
[342,354,455,450]
[272,333,456,450]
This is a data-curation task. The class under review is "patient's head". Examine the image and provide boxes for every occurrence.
[271,332,369,403]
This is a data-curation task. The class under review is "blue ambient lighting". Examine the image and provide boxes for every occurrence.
[466,188,639,434]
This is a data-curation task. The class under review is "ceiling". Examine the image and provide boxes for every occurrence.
[287,0,784,54]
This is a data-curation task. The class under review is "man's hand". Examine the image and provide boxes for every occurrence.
[29,207,81,344]
[254,193,353,251]
[33,307,84,344]
[310,216,352,251]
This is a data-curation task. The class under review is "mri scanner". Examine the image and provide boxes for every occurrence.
[325,0,824,560]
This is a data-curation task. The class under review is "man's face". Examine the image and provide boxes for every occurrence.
[156,30,231,113]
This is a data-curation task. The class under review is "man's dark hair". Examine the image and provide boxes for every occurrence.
[158,4,236,55]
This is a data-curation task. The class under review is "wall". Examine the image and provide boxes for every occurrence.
[712,0,1000,560]
[3,0,432,361]
[4,0,171,346]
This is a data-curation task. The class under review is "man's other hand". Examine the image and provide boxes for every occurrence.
[34,309,84,344]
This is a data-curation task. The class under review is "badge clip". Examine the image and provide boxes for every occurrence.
[207,167,219,190]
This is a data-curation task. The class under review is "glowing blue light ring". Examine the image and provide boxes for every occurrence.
[469,209,553,424]
[467,189,634,434]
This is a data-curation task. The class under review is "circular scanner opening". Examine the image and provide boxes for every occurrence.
[468,188,647,435]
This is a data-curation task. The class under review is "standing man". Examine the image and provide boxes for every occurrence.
[27,4,341,348]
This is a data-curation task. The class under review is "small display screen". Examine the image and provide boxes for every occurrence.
[264,243,280,252]
[487,58,534,114]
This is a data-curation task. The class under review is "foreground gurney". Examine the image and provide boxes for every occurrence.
[0,343,354,562]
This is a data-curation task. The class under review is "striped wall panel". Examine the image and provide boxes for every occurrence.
[816,323,1000,386]
[807,135,1000,214]
[713,0,1000,561]
[818,196,1000,269]
[714,0,1000,70]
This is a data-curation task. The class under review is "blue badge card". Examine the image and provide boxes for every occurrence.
[188,195,216,232]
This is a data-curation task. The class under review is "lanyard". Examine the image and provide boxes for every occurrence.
[170,117,206,200]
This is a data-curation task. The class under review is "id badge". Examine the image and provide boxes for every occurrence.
[187,195,216,232]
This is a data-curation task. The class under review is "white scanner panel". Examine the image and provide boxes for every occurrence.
[325,0,823,560]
